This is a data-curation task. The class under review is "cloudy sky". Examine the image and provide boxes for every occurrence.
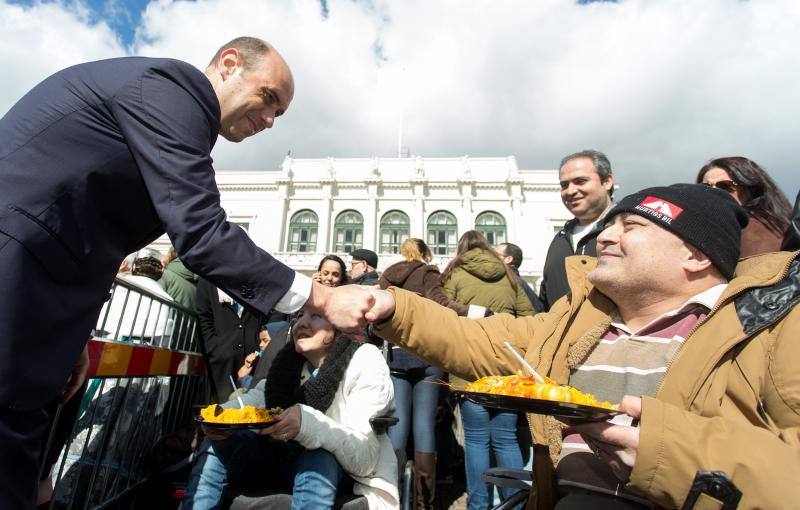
[2,0,799,198]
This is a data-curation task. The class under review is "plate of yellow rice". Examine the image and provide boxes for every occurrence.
[194,404,282,429]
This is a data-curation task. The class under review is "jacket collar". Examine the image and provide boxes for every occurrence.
[542,256,615,382]
[562,202,615,235]
[661,250,800,406]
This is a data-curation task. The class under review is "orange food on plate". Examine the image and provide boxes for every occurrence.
[199,404,282,424]
[465,374,616,410]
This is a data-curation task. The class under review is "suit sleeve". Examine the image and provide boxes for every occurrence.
[109,62,296,316]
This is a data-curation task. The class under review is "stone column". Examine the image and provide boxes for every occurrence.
[318,182,334,253]
[365,180,380,250]
[411,180,426,239]
[276,179,292,252]
[458,179,475,235]
[509,180,523,244]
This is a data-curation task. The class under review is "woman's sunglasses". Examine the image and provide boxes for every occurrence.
[703,179,738,194]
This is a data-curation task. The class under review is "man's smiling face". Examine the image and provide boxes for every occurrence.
[559,156,613,224]
[215,49,294,143]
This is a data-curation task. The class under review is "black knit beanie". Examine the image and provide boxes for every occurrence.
[605,183,749,280]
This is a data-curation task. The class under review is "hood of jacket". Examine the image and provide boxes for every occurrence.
[381,260,427,287]
[166,258,199,283]
[459,248,506,282]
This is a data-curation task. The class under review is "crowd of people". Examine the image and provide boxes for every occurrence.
[2,34,799,510]
[117,144,792,510]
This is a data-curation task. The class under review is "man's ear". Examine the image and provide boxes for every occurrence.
[602,174,614,193]
[217,48,242,80]
[682,244,714,274]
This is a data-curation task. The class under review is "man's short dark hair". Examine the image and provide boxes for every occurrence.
[560,149,614,197]
[498,243,523,269]
[208,36,271,71]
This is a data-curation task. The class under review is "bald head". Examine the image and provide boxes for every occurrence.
[207,36,272,72]
[205,36,294,142]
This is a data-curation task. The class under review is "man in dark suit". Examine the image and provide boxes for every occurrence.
[0,36,375,508]
[195,278,266,403]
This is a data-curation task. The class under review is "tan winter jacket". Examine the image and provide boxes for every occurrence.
[375,251,800,510]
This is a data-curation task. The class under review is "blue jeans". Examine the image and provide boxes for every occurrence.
[183,431,346,510]
[387,364,444,453]
[460,399,525,510]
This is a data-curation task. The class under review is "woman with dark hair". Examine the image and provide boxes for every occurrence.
[378,238,467,508]
[183,310,399,509]
[313,254,348,287]
[697,156,792,257]
[442,230,532,510]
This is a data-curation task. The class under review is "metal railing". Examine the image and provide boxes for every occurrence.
[39,277,206,510]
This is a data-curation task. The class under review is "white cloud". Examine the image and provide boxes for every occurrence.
[1,0,798,198]
[0,1,124,113]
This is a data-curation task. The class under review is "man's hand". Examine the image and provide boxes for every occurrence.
[308,282,375,332]
[61,343,90,403]
[365,287,396,323]
[263,404,302,442]
[572,396,642,481]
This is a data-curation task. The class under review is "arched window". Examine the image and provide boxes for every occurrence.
[379,211,410,254]
[333,210,364,253]
[427,211,458,256]
[475,211,507,245]
[286,210,318,252]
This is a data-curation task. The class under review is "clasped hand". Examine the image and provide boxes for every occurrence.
[311,283,396,332]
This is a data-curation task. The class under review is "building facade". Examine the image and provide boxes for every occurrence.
[154,156,568,284]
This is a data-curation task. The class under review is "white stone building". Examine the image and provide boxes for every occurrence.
[154,156,568,284]
[188,156,571,281]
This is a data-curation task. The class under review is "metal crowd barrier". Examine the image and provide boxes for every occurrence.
[39,277,206,510]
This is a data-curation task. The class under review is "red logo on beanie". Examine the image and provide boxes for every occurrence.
[635,196,683,224]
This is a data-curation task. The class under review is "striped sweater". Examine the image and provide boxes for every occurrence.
[556,284,727,503]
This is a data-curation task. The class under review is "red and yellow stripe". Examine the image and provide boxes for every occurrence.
[86,338,205,377]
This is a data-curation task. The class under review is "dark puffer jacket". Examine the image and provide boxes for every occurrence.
[442,248,534,317]
[539,218,604,311]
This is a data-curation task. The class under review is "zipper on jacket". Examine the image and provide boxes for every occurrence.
[654,256,796,399]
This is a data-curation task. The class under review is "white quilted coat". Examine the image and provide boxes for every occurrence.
[295,343,399,510]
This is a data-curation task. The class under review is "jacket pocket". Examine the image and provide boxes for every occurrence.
[0,203,85,284]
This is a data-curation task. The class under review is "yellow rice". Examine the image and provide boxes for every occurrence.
[199,404,281,424]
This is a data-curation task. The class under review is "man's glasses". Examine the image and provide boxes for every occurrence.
[703,179,738,194]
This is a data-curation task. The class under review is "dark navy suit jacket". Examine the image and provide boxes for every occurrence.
[0,57,295,409]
